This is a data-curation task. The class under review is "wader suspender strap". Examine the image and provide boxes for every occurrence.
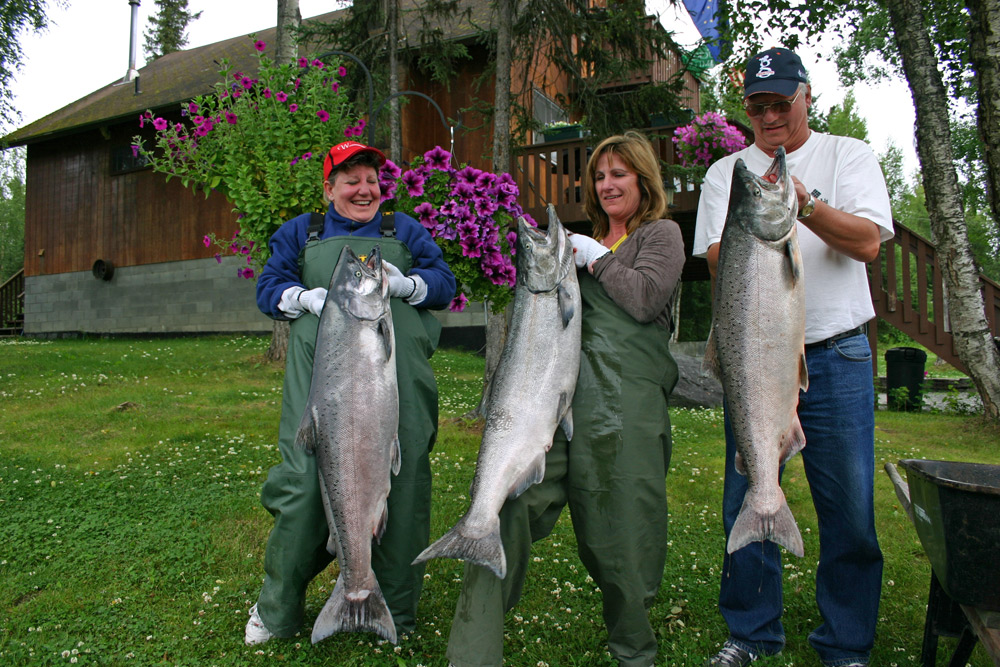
[381,212,396,238]
[307,213,324,242]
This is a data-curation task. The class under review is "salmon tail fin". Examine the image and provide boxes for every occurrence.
[411,515,506,579]
[702,325,721,380]
[778,415,806,466]
[727,490,804,557]
[311,574,398,645]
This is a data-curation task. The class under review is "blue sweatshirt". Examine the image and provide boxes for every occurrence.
[256,204,457,319]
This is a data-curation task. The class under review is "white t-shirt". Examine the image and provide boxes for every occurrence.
[693,132,895,344]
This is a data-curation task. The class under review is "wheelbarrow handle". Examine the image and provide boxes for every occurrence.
[884,462,914,524]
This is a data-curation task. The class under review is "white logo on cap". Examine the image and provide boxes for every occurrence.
[756,55,775,79]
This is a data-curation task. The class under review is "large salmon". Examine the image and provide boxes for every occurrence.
[413,206,581,578]
[704,146,808,557]
[297,244,401,644]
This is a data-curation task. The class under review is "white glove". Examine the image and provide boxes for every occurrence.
[569,233,610,269]
[297,287,327,317]
[382,260,416,301]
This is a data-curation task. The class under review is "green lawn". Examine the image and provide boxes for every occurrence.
[1,335,997,666]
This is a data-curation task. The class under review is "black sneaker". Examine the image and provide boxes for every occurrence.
[705,640,756,667]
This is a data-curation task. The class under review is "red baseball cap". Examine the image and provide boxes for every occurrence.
[323,141,387,180]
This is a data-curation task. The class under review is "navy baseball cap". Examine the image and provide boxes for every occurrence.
[743,48,809,98]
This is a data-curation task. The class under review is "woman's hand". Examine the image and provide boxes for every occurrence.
[569,233,610,269]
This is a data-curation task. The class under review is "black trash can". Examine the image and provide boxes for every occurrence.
[885,347,927,411]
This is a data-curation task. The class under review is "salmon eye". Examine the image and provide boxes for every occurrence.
[354,270,362,278]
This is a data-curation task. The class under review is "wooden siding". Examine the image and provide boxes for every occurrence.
[24,122,240,278]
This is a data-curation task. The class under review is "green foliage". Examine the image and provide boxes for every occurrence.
[0,147,25,282]
[142,0,202,61]
[134,39,363,277]
[1,337,997,665]
[826,90,869,142]
[677,281,713,342]
[0,0,62,130]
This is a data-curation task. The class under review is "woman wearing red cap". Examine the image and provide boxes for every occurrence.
[246,140,456,644]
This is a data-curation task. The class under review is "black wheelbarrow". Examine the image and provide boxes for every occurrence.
[885,459,1000,666]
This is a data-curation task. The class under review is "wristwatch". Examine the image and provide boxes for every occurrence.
[797,193,816,219]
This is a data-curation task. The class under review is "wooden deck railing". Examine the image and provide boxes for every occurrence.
[869,222,1000,374]
[513,126,704,226]
[1,268,25,336]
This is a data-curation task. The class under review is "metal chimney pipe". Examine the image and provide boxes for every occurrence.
[123,0,141,83]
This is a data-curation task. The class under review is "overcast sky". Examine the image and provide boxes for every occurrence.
[9,0,917,174]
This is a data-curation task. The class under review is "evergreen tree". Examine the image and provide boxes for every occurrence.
[143,0,202,61]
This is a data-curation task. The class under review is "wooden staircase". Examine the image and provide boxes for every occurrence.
[869,223,1000,374]
[1,269,25,337]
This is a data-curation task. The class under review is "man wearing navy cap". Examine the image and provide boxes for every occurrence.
[244,140,456,645]
[694,48,894,666]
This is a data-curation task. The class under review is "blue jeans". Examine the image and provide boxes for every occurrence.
[718,333,883,666]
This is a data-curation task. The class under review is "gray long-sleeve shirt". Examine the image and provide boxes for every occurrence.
[591,218,685,331]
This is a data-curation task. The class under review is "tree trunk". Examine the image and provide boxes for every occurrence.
[266,319,290,364]
[967,0,1000,226]
[886,0,1000,419]
[265,0,300,364]
[470,0,517,419]
[275,0,301,66]
[387,0,403,162]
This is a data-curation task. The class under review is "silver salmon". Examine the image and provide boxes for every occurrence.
[297,244,401,644]
[704,147,808,557]
[413,206,581,578]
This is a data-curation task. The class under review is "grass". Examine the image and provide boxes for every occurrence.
[1,335,998,666]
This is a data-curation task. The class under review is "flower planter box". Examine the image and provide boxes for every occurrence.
[542,125,585,142]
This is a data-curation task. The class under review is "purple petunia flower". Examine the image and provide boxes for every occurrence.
[214,253,222,264]
[131,144,140,157]
[413,202,439,229]
[401,170,425,197]
[254,40,266,51]
[289,104,299,113]
[225,111,238,124]
[316,109,330,122]
[203,235,211,248]
[188,102,199,115]
[302,152,312,160]
[276,91,287,102]
[449,293,469,312]
[297,57,309,68]
[338,65,347,77]
[291,158,299,166]
[263,88,272,99]
[423,146,451,170]
[380,160,402,182]
[312,59,324,68]
[153,117,168,131]
[331,82,339,93]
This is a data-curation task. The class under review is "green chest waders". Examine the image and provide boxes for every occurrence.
[447,271,678,667]
[256,229,440,637]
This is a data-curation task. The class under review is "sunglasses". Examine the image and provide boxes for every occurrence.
[744,89,803,117]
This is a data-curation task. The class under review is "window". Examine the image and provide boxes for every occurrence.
[111,145,150,175]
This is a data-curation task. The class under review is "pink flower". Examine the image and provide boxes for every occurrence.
[311,59,324,68]
[297,57,308,68]
[254,40,266,51]
[153,117,168,131]
[187,102,199,114]
[203,235,211,248]
[214,254,222,264]
[276,91,287,102]
[263,88,272,99]
[289,104,299,113]
[316,109,330,122]
[338,65,347,77]
[449,293,469,312]
[225,111,238,124]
